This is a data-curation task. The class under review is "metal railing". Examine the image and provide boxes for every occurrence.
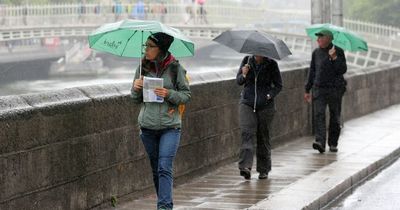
[344,19,400,37]
[1,24,399,68]
[0,24,231,42]
[1,3,399,49]
[2,3,400,38]
[0,3,271,27]
[1,3,400,68]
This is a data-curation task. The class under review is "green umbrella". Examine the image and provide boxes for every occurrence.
[88,19,195,76]
[306,23,368,52]
[89,19,194,57]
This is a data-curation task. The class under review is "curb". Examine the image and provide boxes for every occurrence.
[249,134,400,210]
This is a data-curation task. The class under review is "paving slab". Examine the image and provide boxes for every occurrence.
[106,104,400,210]
[250,104,400,210]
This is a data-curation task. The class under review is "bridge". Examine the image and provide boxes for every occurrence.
[1,24,400,69]
[1,3,400,68]
[1,2,400,210]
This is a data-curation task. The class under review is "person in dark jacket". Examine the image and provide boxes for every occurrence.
[304,30,347,153]
[236,55,283,180]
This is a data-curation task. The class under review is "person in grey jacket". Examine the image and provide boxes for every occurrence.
[131,32,191,210]
[236,55,283,180]
[304,30,347,154]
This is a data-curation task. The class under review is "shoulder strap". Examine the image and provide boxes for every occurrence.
[169,61,180,89]
[168,61,187,117]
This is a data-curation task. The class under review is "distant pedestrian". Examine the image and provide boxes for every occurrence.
[22,5,27,25]
[184,0,195,24]
[150,1,167,22]
[114,1,123,21]
[159,2,167,23]
[131,0,145,20]
[304,30,347,153]
[0,4,5,26]
[196,0,207,24]
[78,0,86,23]
[237,55,283,180]
[94,3,101,15]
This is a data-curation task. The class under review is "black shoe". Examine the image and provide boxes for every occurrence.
[258,172,268,179]
[329,146,338,152]
[240,168,251,180]
[312,142,325,153]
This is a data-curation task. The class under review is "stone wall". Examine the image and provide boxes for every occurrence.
[342,62,400,121]
[1,61,399,209]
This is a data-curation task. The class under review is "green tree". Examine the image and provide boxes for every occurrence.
[344,0,400,27]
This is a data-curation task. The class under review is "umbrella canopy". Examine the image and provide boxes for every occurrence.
[306,23,368,52]
[88,19,195,58]
[212,29,292,60]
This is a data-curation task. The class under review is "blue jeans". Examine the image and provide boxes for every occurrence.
[140,128,181,210]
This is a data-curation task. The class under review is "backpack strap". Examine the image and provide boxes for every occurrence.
[168,61,187,118]
[169,61,180,90]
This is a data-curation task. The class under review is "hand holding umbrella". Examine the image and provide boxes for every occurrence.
[329,45,337,60]
[133,75,144,92]
[241,64,250,78]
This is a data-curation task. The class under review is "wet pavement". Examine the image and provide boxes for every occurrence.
[327,157,400,210]
[107,104,400,210]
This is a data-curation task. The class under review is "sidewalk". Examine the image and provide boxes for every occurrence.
[110,104,400,210]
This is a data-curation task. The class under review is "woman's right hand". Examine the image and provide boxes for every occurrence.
[241,64,250,77]
[133,76,144,92]
[304,93,312,103]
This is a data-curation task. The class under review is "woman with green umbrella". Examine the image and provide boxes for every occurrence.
[131,32,191,210]
[89,20,193,209]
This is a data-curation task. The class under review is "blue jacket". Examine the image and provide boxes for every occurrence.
[236,56,283,111]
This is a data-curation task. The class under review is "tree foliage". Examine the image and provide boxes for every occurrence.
[344,0,400,27]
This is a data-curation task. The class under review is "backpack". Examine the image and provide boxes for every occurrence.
[169,62,190,118]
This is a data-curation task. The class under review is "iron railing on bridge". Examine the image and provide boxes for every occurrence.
[1,3,400,38]
[1,3,400,68]
[0,2,309,28]
[1,24,399,69]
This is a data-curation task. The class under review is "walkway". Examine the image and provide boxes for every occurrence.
[107,104,400,210]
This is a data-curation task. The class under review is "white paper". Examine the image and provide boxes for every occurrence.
[143,76,164,103]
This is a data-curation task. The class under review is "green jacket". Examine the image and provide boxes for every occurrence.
[130,60,191,130]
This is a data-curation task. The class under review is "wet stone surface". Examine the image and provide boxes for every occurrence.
[107,104,400,210]
[109,136,336,210]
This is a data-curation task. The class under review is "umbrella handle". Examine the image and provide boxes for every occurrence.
[246,56,251,69]
[139,31,144,78]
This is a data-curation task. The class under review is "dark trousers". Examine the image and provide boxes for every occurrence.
[238,103,275,173]
[313,87,345,147]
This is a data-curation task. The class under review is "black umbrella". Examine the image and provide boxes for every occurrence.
[212,29,292,60]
